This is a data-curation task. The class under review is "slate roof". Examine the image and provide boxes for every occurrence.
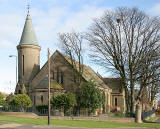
[19,12,38,46]
[36,77,63,90]
[61,53,111,90]
[103,78,122,93]
[33,50,111,91]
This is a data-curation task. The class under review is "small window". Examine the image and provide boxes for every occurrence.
[73,74,76,82]
[57,68,59,83]
[115,98,117,107]
[34,96,36,105]
[61,72,64,84]
[38,56,40,64]
[22,55,24,76]
[41,95,43,103]
[18,90,21,94]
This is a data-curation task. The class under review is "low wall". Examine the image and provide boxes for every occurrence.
[0,112,39,118]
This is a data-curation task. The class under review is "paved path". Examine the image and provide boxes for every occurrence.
[0,124,155,129]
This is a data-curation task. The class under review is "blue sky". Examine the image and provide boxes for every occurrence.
[0,0,160,94]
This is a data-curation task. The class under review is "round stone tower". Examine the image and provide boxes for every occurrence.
[16,11,41,94]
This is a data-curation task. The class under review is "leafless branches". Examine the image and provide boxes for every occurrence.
[58,31,84,85]
[86,7,160,113]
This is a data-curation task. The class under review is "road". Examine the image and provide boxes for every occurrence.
[0,123,156,129]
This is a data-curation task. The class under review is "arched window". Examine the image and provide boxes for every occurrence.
[41,95,43,103]
[115,98,118,107]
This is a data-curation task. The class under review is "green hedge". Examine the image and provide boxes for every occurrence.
[36,104,48,112]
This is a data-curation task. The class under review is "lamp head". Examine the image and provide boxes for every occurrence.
[9,55,17,58]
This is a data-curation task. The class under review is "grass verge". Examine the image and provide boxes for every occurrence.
[0,115,159,128]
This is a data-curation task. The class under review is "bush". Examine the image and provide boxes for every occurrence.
[0,92,5,106]
[125,112,135,117]
[36,104,48,112]
[114,111,125,117]
[14,94,32,112]
[52,93,77,114]
[5,93,16,106]
[77,80,104,114]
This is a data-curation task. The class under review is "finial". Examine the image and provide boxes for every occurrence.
[27,3,30,14]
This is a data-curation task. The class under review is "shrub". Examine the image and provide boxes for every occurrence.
[114,111,125,117]
[77,80,104,114]
[126,112,135,117]
[14,94,32,112]
[0,92,5,106]
[36,104,48,112]
[52,93,77,114]
[5,93,16,106]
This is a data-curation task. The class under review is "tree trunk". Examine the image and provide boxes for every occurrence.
[124,88,130,113]
[135,103,143,123]
[122,78,130,113]
[130,81,135,114]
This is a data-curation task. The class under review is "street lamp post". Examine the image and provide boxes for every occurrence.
[48,48,51,125]
[9,55,18,84]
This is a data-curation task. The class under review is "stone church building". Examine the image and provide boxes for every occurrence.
[15,10,126,113]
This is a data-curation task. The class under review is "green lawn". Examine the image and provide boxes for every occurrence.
[0,115,159,128]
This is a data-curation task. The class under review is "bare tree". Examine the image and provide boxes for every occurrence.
[86,7,160,116]
[58,31,84,85]
[144,55,160,107]
[136,49,160,108]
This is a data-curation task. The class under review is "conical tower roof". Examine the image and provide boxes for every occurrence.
[19,12,38,45]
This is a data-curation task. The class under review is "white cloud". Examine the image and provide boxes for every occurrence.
[35,5,108,50]
[59,5,108,32]
[0,4,110,94]
[32,5,108,43]
[30,5,109,66]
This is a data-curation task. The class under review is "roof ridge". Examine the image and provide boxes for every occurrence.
[31,50,111,91]
[58,52,111,90]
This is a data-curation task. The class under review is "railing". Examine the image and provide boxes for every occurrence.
[0,106,90,117]
[0,106,32,112]
[36,109,89,116]
[141,110,155,120]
